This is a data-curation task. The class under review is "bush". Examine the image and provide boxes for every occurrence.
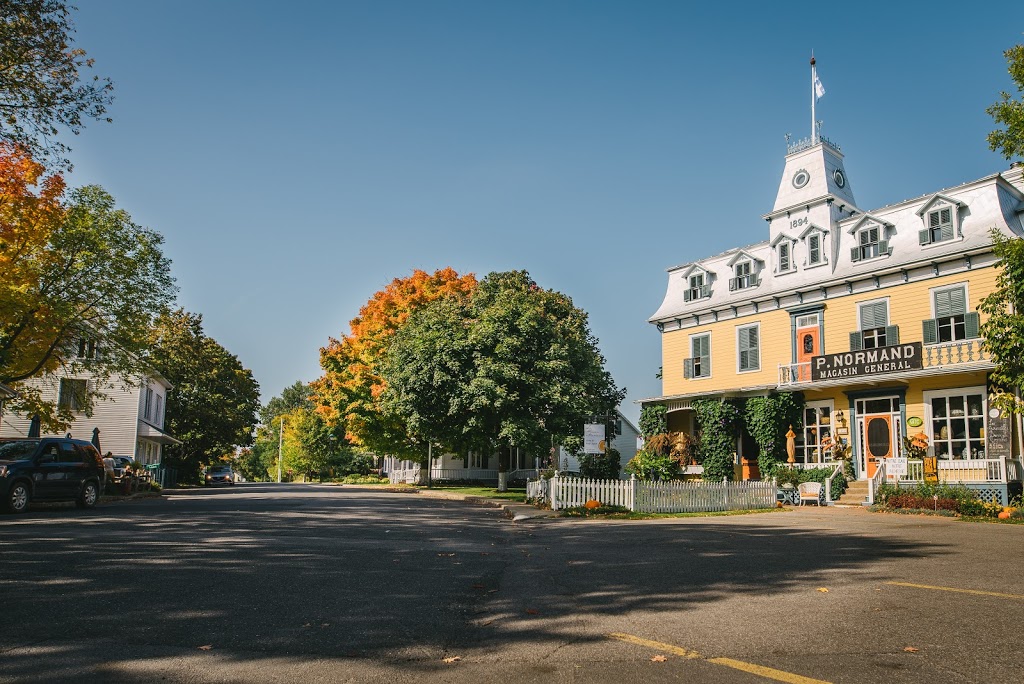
[562,504,631,517]
[341,474,389,484]
[768,465,846,499]
[625,450,679,480]
[579,448,621,480]
[879,483,1002,517]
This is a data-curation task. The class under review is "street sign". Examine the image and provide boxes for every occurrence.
[584,423,606,454]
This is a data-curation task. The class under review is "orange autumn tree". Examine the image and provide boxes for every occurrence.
[0,143,67,379]
[313,268,477,458]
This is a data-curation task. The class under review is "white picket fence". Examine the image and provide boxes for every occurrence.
[527,474,776,513]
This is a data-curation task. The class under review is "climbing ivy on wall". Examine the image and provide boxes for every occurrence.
[744,392,805,479]
[691,399,742,481]
[639,404,668,438]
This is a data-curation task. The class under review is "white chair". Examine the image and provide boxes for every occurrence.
[798,481,822,506]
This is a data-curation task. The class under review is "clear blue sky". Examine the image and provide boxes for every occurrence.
[64,1,1022,425]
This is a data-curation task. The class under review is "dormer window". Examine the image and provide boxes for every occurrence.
[730,261,758,291]
[684,272,709,302]
[851,225,888,262]
[778,242,792,272]
[807,234,822,265]
[921,207,954,244]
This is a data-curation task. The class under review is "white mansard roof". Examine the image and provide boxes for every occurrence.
[650,164,1024,324]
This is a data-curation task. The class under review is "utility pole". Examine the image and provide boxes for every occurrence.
[277,416,284,484]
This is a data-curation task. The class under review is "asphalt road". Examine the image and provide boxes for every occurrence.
[1,483,1022,683]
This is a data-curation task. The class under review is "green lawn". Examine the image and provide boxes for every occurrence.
[560,507,789,520]
[423,486,527,502]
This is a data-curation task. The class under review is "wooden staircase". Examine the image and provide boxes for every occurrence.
[833,479,869,507]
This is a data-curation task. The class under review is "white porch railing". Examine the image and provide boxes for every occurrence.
[825,462,844,503]
[867,461,886,505]
[786,461,842,471]
[532,475,776,513]
[894,458,1007,484]
[388,466,540,484]
[779,339,990,386]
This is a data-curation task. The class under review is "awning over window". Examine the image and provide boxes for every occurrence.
[137,421,182,445]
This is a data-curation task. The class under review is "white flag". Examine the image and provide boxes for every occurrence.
[814,75,825,99]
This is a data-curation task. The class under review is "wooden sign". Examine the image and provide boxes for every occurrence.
[811,343,923,381]
[923,457,939,484]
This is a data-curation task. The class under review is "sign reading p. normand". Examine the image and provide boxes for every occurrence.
[811,342,923,381]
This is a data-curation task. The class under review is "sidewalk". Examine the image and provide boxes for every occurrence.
[345,484,553,522]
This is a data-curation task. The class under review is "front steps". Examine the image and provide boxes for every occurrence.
[833,479,870,507]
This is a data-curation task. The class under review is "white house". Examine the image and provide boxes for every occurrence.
[0,370,180,467]
[557,412,642,477]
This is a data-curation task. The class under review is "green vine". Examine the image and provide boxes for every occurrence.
[639,404,667,438]
[744,392,804,478]
[691,399,741,481]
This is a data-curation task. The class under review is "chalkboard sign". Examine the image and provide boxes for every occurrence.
[986,406,1012,460]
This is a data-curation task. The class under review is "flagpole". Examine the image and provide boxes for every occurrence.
[810,53,817,143]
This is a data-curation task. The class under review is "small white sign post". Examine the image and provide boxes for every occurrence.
[886,457,908,481]
[584,423,606,454]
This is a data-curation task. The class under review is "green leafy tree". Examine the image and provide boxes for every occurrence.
[380,271,624,489]
[987,43,1024,160]
[1,184,176,430]
[744,393,804,478]
[691,399,742,481]
[147,309,260,484]
[0,0,114,167]
[980,230,1024,414]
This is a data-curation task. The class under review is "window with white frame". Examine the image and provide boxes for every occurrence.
[730,260,757,290]
[685,272,709,301]
[920,206,955,245]
[926,388,986,460]
[807,233,822,265]
[143,387,153,420]
[778,242,793,272]
[851,299,897,350]
[800,401,834,464]
[737,324,759,372]
[155,394,163,427]
[851,225,888,262]
[685,333,711,379]
[924,285,979,344]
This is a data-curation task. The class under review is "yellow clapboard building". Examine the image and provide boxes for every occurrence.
[644,122,1024,504]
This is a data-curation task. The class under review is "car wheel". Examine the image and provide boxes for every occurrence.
[76,481,99,509]
[4,482,30,514]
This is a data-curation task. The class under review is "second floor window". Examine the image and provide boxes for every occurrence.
[729,261,758,291]
[850,300,898,350]
[684,333,711,379]
[924,286,980,344]
[737,325,760,372]
[58,379,87,412]
[143,387,154,420]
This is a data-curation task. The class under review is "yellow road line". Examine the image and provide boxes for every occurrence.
[708,657,832,684]
[885,581,1024,600]
[606,632,701,659]
[606,633,831,683]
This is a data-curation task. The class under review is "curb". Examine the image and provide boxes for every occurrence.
[366,486,555,521]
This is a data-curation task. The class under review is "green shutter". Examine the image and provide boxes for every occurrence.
[919,228,931,245]
[950,287,966,315]
[877,239,889,255]
[861,301,888,329]
[885,325,900,345]
[684,358,694,379]
[923,319,938,345]
[965,312,980,339]
[850,247,861,262]
[849,331,863,351]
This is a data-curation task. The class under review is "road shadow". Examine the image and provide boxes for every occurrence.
[0,485,950,681]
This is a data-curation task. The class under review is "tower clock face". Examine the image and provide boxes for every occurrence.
[792,169,810,189]
[833,169,846,188]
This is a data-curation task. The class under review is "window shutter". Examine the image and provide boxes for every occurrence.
[919,228,931,245]
[964,312,980,339]
[923,319,938,345]
[684,358,694,379]
[950,287,966,315]
[849,331,863,351]
[861,302,887,329]
[809,235,820,263]
[729,277,737,291]
[738,328,750,371]
[878,239,889,255]
[885,325,900,345]
[851,247,861,262]
[700,285,709,298]
[684,289,693,302]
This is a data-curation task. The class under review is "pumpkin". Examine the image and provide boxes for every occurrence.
[998,511,1011,520]
[584,499,601,510]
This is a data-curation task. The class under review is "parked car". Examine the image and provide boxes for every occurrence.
[0,438,106,513]
[205,465,235,486]
[109,456,135,483]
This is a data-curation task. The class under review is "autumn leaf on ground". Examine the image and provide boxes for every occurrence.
[197,645,213,651]
[651,655,668,662]
[526,609,540,615]
[442,656,461,664]
[904,646,920,653]
[817,588,829,593]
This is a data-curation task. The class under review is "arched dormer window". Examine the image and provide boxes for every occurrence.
[846,215,893,263]
[798,223,828,268]
[726,250,763,291]
[681,265,712,302]
[770,233,797,274]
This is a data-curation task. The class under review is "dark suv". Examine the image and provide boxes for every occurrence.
[0,438,106,514]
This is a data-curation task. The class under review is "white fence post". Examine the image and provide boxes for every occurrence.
[630,474,637,512]
[551,472,559,511]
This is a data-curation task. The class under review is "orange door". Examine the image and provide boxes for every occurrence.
[796,326,820,381]
[863,414,893,478]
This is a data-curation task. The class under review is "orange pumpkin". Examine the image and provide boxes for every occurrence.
[998,511,1011,519]
[584,499,601,510]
